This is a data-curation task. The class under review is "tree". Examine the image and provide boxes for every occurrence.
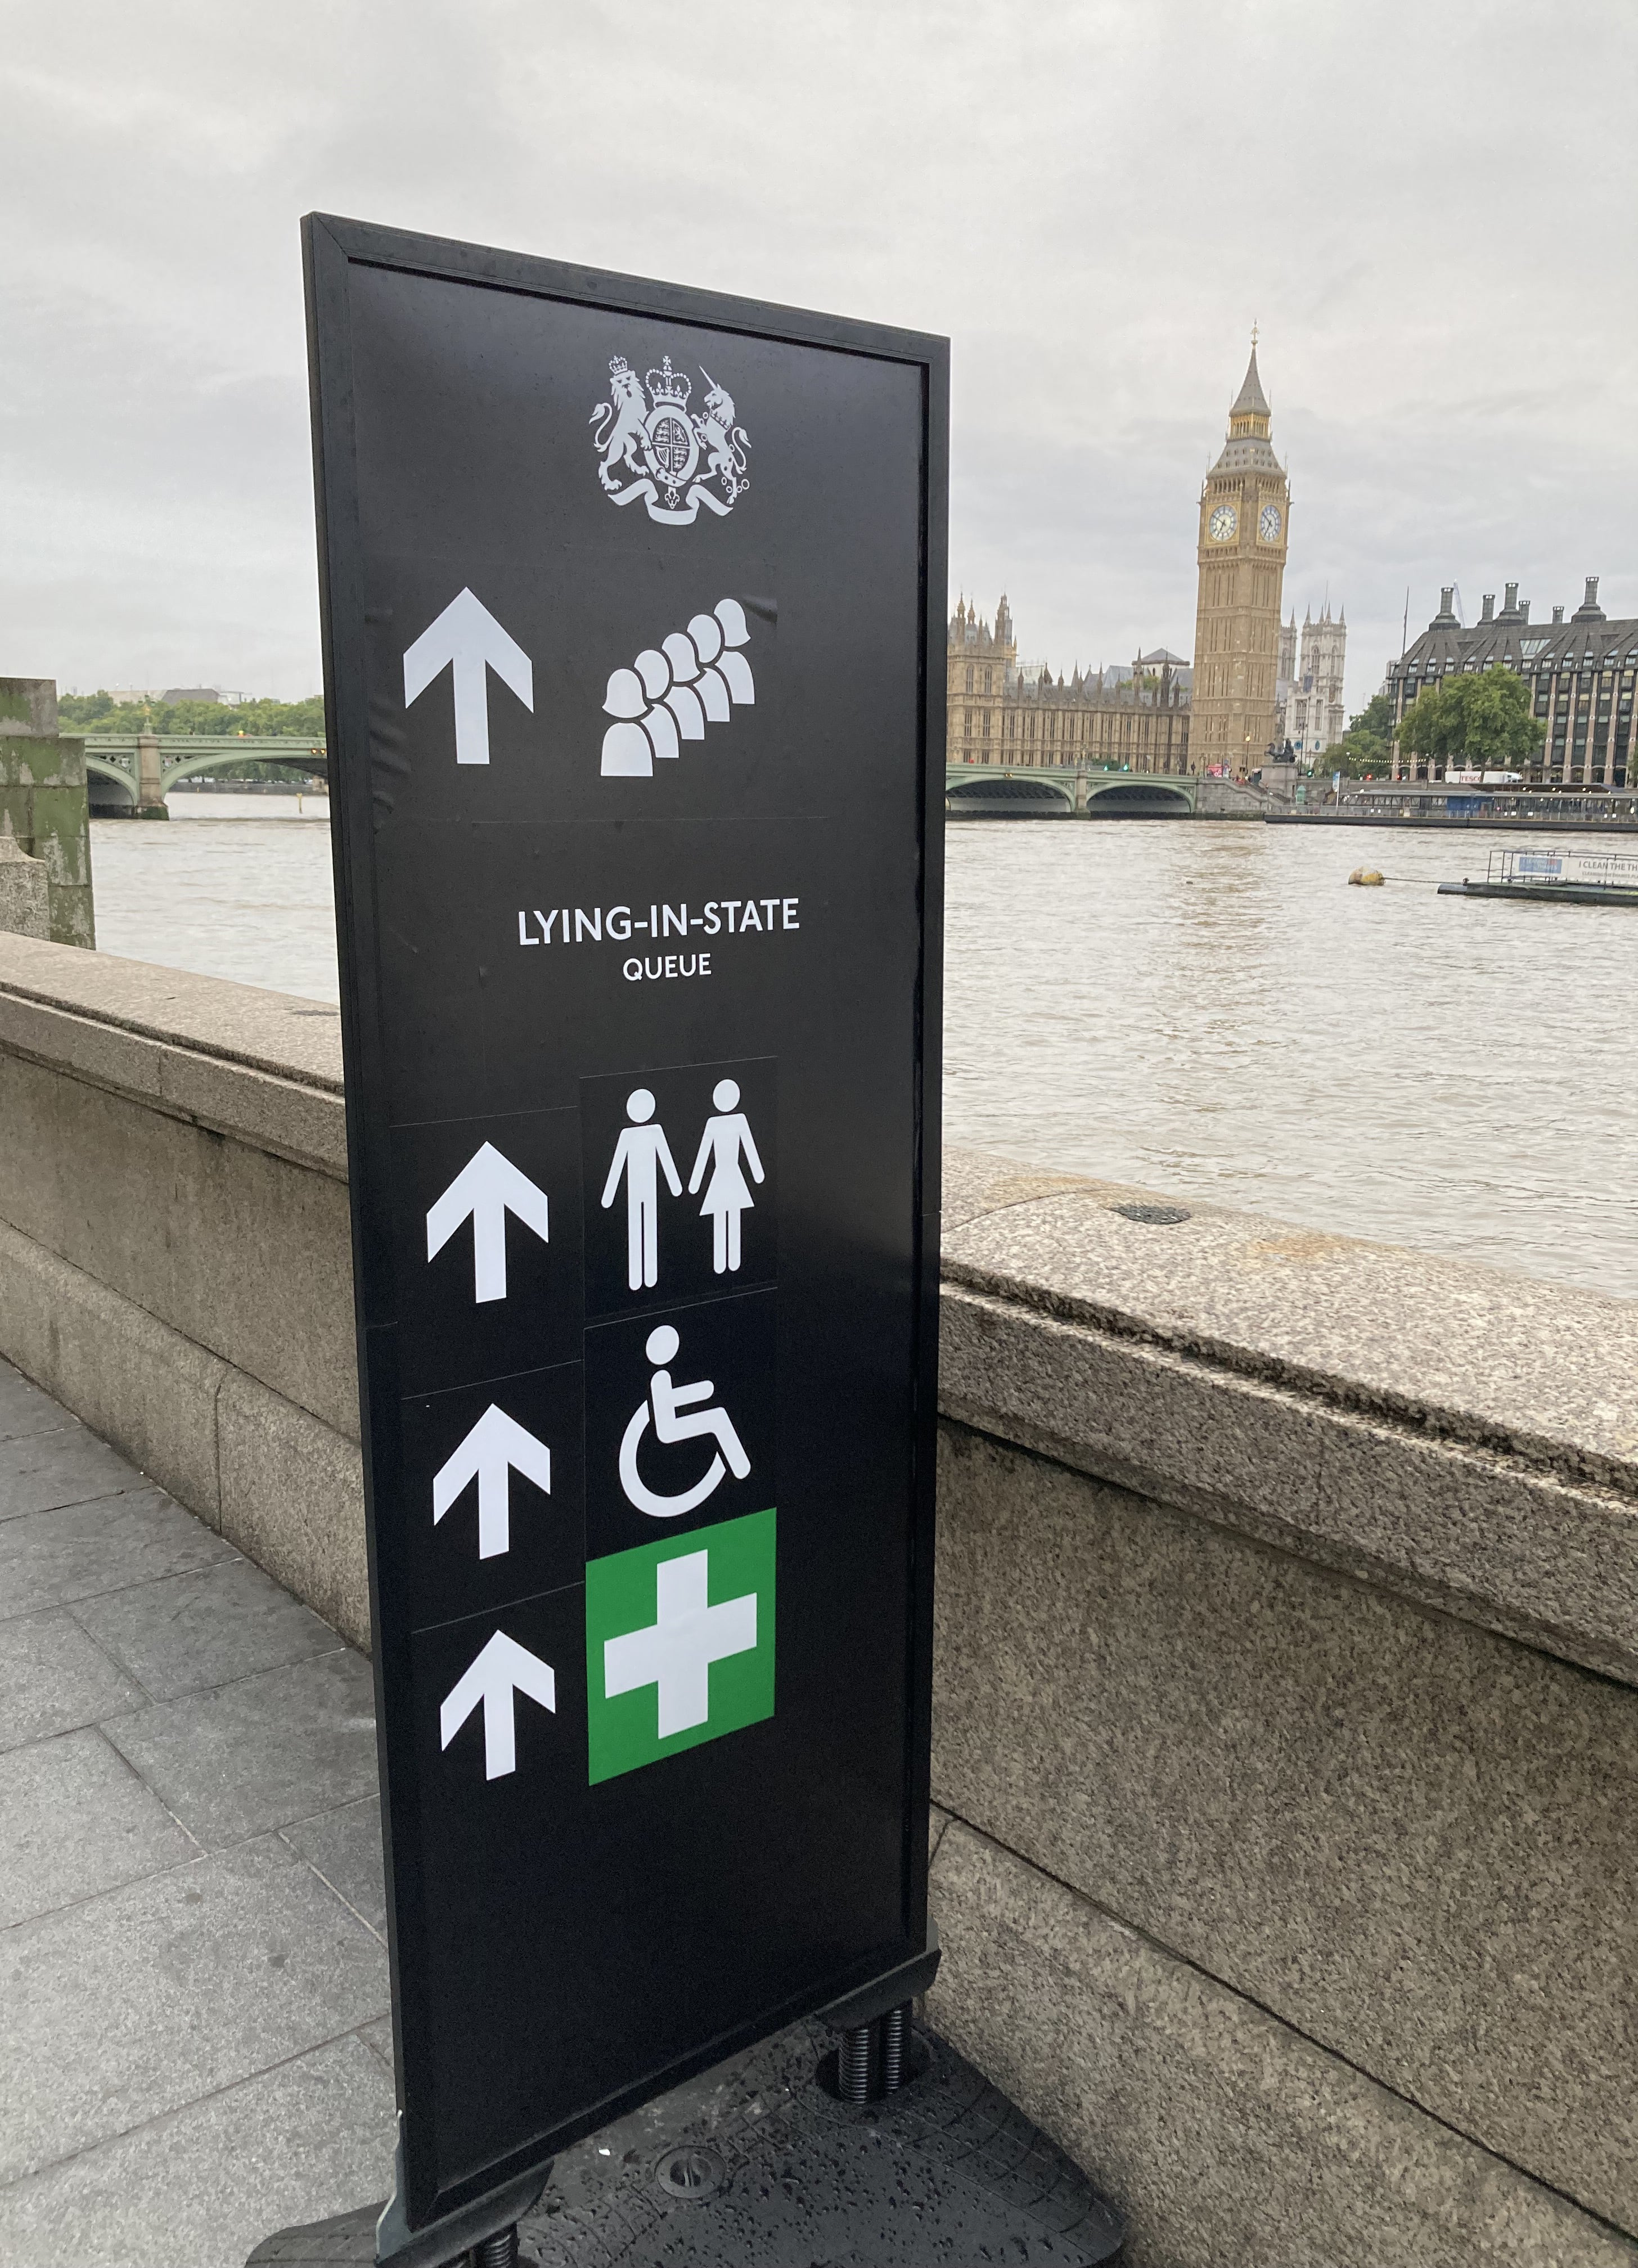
[1326,691,1395,778]
[57,691,326,739]
[59,690,117,726]
[1398,670,1544,771]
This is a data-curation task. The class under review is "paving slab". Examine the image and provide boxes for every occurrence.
[0,1358,82,1444]
[0,1373,399,2261]
[0,1603,142,1750]
[103,1649,379,1849]
[0,1486,235,1620]
[358,2017,395,2074]
[0,1833,388,2185]
[0,1726,195,1928]
[0,1424,151,1521]
[73,1556,343,1701]
[281,1797,387,1937]
[0,2035,395,2268]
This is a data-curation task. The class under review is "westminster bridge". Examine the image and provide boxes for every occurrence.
[84,737,1261,821]
[945,763,1270,818]
[83,731,327,814]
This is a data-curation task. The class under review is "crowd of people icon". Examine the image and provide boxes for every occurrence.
[600,1082,765,1292]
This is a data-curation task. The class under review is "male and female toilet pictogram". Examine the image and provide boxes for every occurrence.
[600,1080,764,1293]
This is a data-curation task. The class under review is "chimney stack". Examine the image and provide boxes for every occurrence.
[1480,593,1495,623]
[1552,605,1564,624]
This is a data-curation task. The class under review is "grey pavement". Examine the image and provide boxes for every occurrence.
[0,1358,396,2267]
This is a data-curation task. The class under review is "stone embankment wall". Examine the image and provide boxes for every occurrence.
[0,681,95,948]
[1192,773,1275,816]
[1,930,1634,2268]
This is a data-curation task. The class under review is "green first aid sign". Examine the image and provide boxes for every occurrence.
[586,1508,776,1784]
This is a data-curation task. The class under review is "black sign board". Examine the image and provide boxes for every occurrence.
[303,213,947,2252]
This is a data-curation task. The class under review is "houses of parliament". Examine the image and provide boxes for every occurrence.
[948,342,1345,776]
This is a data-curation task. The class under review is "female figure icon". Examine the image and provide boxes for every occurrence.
[687,1079,766,1275]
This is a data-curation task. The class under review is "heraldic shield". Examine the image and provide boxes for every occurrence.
[590,352,750,525]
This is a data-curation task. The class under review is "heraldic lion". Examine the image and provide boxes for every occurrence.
[590,359,649,492]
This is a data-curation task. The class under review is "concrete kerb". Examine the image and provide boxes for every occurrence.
[0,1218,229,1521]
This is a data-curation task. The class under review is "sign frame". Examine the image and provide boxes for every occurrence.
[303,211,948,2252]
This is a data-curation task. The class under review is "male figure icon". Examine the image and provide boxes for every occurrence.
[687,1079,765,1275]
[601,1088,682,1291]
[619,1323,752,1519]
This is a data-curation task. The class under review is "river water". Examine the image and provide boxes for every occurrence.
[90,796,1638,1301]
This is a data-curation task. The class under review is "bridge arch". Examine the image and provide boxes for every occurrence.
[86,757,138,813]
[946,775,1073,818]
[1085,780,1192,818]
[160,748,327,792]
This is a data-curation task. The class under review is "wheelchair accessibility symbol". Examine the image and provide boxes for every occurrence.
[619,1324,752,1519]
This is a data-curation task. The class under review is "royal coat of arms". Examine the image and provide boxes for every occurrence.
[590,354,750,525]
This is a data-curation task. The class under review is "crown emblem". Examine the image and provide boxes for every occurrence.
[590,346,750,526]
[645,356,691,410]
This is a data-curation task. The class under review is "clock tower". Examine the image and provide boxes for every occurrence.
[1191,339,1290,776]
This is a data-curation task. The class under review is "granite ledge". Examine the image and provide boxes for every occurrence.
[943,1145,1638,1502]
[939,1285,1638,1686]
[0,933,344,1092]
[0,937,346,1177]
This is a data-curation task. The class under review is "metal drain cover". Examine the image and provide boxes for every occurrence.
[654,2144,727,2200]
[1110,1202,1191,1225]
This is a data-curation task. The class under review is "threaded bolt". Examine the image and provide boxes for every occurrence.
[840,2023,874,2103]
[474,2226,518,2268]
[880,2003,910,2094]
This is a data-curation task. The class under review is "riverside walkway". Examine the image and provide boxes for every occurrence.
[0,1357,394,2266]
[0,1355,1120,2268]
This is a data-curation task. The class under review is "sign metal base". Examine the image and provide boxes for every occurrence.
[246,2010,1124,2268]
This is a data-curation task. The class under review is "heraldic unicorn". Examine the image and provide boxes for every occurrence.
[590,354,750,525]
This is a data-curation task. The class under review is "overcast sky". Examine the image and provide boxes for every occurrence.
[6,0,1635,709]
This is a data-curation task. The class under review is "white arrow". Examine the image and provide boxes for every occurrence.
[439,1631,556,1779]
[426,1142,548,1303]
[433,1404,551,1559]
[403,588,534,767]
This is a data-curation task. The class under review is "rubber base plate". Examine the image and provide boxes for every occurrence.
[249,2019,1124,2267]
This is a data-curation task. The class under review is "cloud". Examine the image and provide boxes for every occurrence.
[3,0,1634,703]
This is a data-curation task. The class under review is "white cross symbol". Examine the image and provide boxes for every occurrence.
[603,1548,757,1740]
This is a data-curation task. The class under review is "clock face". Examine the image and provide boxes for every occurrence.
[1259,503,1282,542]
[1209,505,1238,542]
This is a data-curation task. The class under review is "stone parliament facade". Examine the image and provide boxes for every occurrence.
[949,344,1330,781]
[946,597,1192,775]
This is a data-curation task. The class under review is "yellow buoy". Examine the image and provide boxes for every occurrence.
[1347,868,1385,887]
